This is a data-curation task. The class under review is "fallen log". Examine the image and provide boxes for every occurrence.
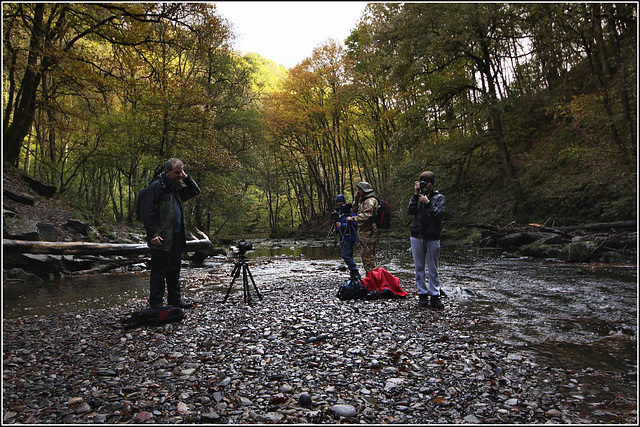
[552,221,637,232]
[3,237,212,255]
[527,224,573,238]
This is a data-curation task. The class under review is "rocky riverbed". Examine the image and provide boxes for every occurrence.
[3,258,637,424]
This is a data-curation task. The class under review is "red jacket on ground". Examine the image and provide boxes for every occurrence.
[361,267,408,297]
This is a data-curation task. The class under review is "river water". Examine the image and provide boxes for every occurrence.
[3,238,637,414]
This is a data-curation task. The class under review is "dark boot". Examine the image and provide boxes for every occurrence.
[418,294,429,307]
[430,294,444,310]
[350,270,361,281]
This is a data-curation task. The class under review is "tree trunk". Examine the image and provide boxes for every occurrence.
[3,4,45,165]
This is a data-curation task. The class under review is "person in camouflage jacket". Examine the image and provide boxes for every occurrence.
[346,181,380,274]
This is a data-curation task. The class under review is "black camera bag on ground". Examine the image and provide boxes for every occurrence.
[123,306,185,329]
[337,278,367,300]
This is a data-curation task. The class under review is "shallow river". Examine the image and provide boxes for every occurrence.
[3,238,637,411]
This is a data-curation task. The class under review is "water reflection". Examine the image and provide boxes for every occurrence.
[3,273,149,319]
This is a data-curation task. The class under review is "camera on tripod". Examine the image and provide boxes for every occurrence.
[331,203,352,222]
[233,240,254,256]
[223,240,261,305]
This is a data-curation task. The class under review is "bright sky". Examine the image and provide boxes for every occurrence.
[213,1,369,69]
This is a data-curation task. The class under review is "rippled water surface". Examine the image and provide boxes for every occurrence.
[3,238,637,407]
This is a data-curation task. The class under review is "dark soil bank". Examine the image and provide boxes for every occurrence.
[3,258,637,424]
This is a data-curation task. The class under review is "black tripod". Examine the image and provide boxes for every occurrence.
[222,253,262,305]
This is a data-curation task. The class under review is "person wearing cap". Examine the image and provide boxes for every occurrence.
[334,194,360,280]
[407,171,446,309]
[346,182,380,273]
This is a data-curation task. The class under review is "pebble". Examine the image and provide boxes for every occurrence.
[331,404,357,418]
[298,393,312,407]
[1,259,633,424]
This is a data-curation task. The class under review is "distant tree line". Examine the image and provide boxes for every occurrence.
[3,3,636,237]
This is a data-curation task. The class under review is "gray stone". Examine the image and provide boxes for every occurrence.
[239,397,253,406]
[202,412,220,422]
[3,253,64,277]
[36,222,59,242]
[3,217,40,240]
[279,383,294,393]
[331,404,357,418]
[464,414,481,423]
[66,219,88,235]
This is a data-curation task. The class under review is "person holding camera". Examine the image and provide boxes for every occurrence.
[407,171,446,309]
[334,194,360,280]
[141,158,201,309]
[346,182,380,274]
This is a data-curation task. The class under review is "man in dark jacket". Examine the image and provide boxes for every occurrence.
[407,171,446,309]
[141,158,201,309]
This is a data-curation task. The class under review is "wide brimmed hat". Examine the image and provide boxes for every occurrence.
[356,181,375,194]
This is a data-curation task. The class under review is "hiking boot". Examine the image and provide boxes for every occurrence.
[430,295,444,310]
[418,294,429,307]
[170,300,194,309]
[350,271,361,281]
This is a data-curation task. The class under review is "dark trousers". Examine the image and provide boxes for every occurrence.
[149,232,185,307]
[340,238,359,275]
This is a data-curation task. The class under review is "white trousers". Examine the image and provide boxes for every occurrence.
[410,237,441,296]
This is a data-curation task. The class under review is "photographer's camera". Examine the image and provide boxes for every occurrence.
[234,241,254,256]
[419,180,431,195]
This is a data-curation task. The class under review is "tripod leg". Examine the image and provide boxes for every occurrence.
[322,224,335,247]
[222,262,241,303]
[245,264,263,300]
[242,264,252,305]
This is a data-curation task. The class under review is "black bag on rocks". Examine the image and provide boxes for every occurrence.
[123,306,185,329]
[336,278,366,300]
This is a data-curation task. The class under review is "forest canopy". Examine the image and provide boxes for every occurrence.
[3,3,637,238]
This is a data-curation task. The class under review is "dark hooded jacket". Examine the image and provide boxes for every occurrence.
[407,190,446,240]
[141,173,200,251]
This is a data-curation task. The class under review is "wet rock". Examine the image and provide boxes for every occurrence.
[4,268,44,283]
[519,236,564,258]
[559,242,591,262]
[4,253,64,277]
